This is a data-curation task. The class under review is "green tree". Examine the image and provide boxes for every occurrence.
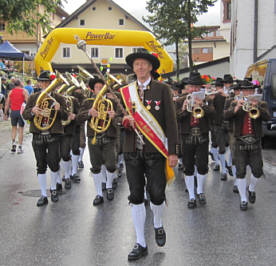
[144,0,216,77]
[0,0,65,36]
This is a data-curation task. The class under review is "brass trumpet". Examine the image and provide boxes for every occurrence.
[34,71,69,131]
[242,100,260,119]
[186,93,205,119]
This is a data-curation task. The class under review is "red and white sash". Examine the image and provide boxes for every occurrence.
[121,82,169,157]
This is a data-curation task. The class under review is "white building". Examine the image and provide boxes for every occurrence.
[230,0,276,78]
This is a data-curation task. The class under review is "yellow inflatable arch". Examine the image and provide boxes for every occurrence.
[35,28,173,76]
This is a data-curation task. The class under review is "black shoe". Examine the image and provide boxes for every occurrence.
[11,144,16,153]
[226,163,233,176]
[102,182,106,191]
[78,160,84,169]
[209,151,214,161]
[70,173,80,183]
[64,178,71,190]
[240,201,248,211]
[221,173,227,181]
[248,190,256,204]
[187,198,197,209]
[198,193,207,205]
[213,164,220,171]
[233,185,239,193]
[56,183,62,194]
[155,227,166,247]
[50,189,58,202]
[106,188,114,201]
[128,243,148,261]
[112,178,118,189]
[37,196,48,207]
[93,195,104,206]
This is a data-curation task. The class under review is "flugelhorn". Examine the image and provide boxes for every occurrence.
[34,71,69,131]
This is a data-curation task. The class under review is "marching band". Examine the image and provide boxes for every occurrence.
[22,49,270,261]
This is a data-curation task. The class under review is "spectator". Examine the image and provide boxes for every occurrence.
[0,59,6,70]
[1,77,8,97]
[24,79,34,95]
[4,79,28,154]
[7,76,15,94]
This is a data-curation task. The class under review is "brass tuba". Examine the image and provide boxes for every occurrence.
[89,74,117,145]
[34,71,69,131]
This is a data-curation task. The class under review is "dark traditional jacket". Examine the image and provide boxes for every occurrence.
[123,80,179,155]
[224,101,271,138]
[22,91,68,134]
[212,93,226,126]
[177,98,215,135]
[77,93,121,139]
[63,96,80,135]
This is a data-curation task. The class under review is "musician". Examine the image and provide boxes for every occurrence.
[177,72,214,209]
[224,91,270,210]
[121,51,178,261]
[58,87,81,190]
[77,77,119,206]
[22,71,68,206]
[210,78,229,180]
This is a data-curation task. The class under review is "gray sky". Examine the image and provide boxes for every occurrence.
[62,0,220,26]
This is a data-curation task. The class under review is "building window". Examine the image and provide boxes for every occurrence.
[108,7,112,11]
[216,30,220,36]
[132,48,147,53]
[80,19,85,26]
[119,19,124,25]
[202,47,213,54]
[223,0,231,22]
[207,31,214,37]
[192,48,201,54]
[91,47,99,58]
[115,48,123,58]
[226,2,231,20]
[0,23,5,31]
[63,47,70,58]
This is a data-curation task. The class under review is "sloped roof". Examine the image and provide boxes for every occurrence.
[56,0,151,32]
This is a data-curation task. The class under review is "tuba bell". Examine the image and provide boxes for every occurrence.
[89,73,117,145]
[34,71,69,131]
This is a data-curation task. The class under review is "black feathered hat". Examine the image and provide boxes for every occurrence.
[126,51,160,71]
[88,77,105,90]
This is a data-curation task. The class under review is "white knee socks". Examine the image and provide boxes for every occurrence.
[71,154,79,175]
[38,173,47,197]
[237,179,247,202]
[211,147,219,165]
[131,203,146,248]
[249,174,258,192]
[219,153,227,174]
[106,170,114,189]
[62,159,71,179]
[196,173,206,194]
[150,202,165,229]
[93,172,103,197]
[79,147,85,162]
[185,175,195,200]
[50,171,58,190]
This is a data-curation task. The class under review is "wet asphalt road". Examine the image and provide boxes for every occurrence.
[0,128,276,266]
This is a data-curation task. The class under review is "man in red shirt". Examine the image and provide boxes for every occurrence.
[4,79,28,154]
